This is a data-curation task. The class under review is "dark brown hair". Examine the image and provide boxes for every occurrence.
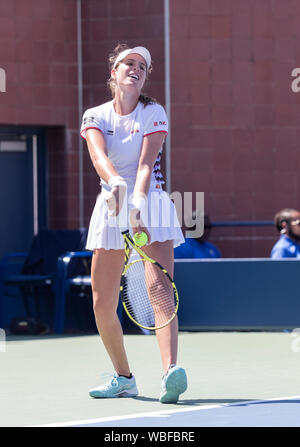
[107,43,156,106]
[274,208,299,232]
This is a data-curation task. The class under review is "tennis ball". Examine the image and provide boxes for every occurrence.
[133,232,148,247]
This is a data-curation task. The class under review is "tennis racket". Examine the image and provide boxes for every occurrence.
[120,230,179,331]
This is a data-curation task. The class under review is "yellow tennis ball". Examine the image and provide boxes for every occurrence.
[133,232,148,247]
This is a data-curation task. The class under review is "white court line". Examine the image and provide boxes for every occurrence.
[32,395,300,427]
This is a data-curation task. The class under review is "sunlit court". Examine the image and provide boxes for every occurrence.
[1,0,300,431]
[1,331,300,427]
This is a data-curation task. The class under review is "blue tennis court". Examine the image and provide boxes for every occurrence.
[1,331,300,428]
[35,396,300,427]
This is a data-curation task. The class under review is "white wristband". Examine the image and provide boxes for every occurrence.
[130,196,147,213]
[108,176,127,190]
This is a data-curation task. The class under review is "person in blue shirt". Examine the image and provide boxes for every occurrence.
[270,208,300,258]
[174,213,221,259]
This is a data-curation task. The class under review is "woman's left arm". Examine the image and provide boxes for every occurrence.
[134,131,166,197]
[130,131,166,240]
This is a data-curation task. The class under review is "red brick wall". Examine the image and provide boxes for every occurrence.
[0,0,166,230]
[0,0,80,228]
[1,0,299,257]
[170,0,300,257]
[81,0,166,222]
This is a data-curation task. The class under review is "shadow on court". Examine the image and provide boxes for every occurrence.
[133,396,255,406]
[230,399,300,407]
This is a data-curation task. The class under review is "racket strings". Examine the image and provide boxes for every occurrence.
[122,258,176,329]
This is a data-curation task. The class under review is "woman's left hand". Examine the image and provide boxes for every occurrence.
[129,208,151,245]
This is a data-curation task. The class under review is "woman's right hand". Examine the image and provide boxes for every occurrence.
[106,185,127,217]
[106,176,127,216]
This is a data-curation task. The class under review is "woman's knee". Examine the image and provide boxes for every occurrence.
[92,291,118,318]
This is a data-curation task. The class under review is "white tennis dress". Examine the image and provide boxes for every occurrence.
[80,100,184,250]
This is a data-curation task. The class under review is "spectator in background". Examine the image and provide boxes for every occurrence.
[270,208,300,258]
[174,212,221,259]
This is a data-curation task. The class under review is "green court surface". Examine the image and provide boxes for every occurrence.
[1,331,300,427]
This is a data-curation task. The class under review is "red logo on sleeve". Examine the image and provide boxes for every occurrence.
[154,122,158,126]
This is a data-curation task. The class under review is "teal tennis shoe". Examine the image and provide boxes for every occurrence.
[89,373,138,398]
[159,364,187,403]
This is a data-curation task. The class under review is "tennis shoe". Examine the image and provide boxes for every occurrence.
[159,364,187,404]
[89,372,138,398]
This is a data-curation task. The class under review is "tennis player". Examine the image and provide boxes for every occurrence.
[80,44,187,403]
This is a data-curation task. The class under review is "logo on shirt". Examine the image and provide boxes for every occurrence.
[130,128,140,135]
[154,121,167,126]
[83,116,96,125]
[106,130,114,135]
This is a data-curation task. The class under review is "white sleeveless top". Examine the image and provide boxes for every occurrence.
[80,100,184,250]
[80,100,168,188]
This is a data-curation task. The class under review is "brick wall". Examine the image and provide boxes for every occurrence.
[0,0,79,228]
[0,0,299,257]
[170,0,300,257]
[81,0,166,223]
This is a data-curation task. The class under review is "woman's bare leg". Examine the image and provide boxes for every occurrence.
[91,248,131,376]
[143,240,178,374]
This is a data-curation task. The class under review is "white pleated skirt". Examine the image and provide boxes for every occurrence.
[86,184,185,251]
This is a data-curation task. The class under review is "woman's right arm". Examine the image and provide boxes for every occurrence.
[85,128,119,182]
[86,129,126,216]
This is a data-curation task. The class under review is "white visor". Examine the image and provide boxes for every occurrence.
[113,46,151,70]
